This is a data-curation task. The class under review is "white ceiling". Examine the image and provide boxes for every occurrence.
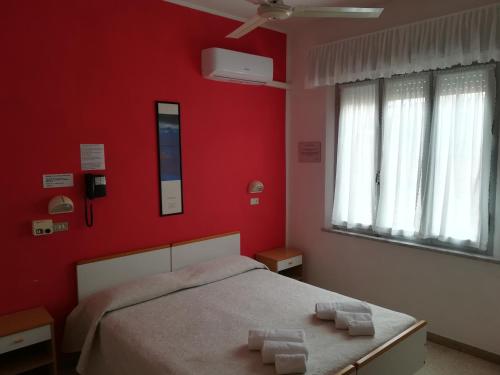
[165,0,498,36]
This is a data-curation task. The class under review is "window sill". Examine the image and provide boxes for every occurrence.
[321,227,500,265]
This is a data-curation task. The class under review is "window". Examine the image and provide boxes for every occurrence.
[332,82,379,228]
[376,74,430,237]
[332,65,496,253]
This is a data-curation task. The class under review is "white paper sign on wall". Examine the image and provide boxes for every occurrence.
[80,144,106,171]
[43,173,74,188]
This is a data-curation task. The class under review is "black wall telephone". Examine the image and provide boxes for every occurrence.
[85,174,107,227]
[85,174,107,199]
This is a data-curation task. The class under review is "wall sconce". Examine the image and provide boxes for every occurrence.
[48,195,74,214]
[248,180,264,194]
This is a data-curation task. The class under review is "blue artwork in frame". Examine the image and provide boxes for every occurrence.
[156,101,183,216]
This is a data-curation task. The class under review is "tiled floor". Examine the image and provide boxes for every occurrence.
[416,342,500,375]
[61,342,500,374]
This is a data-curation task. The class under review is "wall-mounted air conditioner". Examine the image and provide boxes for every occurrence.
[202,48,287,88]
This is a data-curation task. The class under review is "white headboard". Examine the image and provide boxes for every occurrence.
[171,232,240,271]
[76,232,241,301]
[76,245,171,301]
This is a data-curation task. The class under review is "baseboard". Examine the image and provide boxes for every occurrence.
[427,332,500,364]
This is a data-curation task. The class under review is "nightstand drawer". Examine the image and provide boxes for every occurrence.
[0,325,51,354]
[277,255,302,272]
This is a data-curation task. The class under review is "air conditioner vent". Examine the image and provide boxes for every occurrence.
[202,48,273,85]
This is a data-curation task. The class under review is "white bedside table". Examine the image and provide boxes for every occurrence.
[0,307,57,375]
[256,248,303,281]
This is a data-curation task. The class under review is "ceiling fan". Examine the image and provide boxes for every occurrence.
[226,0,384,39]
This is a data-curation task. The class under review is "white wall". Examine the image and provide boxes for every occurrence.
[287,0,500,356]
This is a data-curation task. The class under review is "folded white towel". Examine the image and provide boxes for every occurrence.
[315,303,337,320]
[315,301,371,320]
[275,354,307,374]
[348,319,375,336]
[248,329,305,351]
[261,341,309,364]
[335,311,372,330]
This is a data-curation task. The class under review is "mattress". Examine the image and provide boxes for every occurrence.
[63,255,416,375]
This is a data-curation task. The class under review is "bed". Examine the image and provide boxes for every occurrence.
[63,232,427,375]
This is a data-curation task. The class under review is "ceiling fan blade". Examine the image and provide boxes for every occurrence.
[292,7,384,18]
[226,15,268,39]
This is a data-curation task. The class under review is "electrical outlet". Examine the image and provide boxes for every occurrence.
[32,220,54,236]
[250,197,260,206]
[53,222,69,232]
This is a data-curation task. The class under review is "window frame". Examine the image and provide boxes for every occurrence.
[330,63,499,257]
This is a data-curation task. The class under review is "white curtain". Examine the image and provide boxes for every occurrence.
[421,66,495,250]
[307,3,500,87]
[375,74,431,237]
[332,81,379,228]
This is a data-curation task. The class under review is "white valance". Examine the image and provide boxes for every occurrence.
[307,3,500,87]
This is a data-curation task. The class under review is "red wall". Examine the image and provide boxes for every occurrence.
[0,0,286,335]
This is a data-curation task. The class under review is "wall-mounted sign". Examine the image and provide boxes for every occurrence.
[80,144,106,171]
[298,141,321,163]
[43,173,74,188]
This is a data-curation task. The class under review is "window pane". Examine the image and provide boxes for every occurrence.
[375,74,430,237]
[422,67,495,250]
[332,81,379,228]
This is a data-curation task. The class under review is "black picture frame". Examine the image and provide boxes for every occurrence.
[155,101,184,216]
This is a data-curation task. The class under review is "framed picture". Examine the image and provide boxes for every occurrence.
[156,101,184,216]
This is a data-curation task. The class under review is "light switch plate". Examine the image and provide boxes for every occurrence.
[53,222,69,232]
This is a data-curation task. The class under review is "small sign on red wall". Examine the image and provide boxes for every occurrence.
[42,173,74,188]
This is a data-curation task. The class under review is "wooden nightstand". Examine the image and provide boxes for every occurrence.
[256,248,303,281]
[0,307,57,375]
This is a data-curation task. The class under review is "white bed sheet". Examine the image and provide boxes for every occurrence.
[83,267,416,375]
